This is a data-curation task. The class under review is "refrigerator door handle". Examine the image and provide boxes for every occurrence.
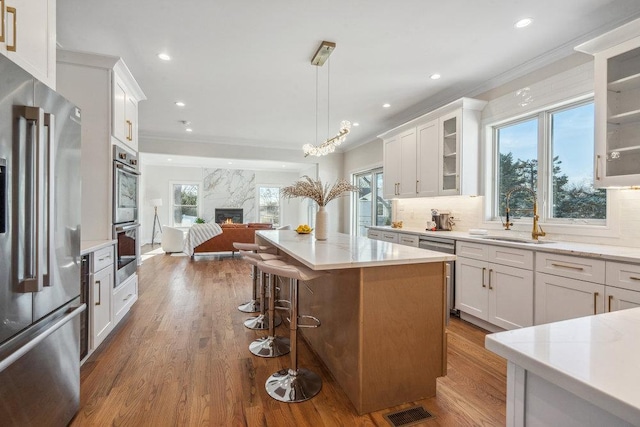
[19,106,45,293]
[0,304,86,374]
[42,113,54,287]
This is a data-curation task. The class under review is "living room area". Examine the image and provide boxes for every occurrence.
[139,153,317,256]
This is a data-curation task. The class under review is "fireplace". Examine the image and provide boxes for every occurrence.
[215,208,243,224]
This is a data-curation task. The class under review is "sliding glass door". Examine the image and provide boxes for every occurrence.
[353,168,391,236]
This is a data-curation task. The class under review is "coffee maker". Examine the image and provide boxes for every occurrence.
[430,209,455,231]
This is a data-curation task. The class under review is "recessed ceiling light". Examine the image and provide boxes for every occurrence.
[185,128,193,132]
[383,103,391,108]
[157,53,171,61]
[282,165,286,168]
[353,122,360,127]
[167,158,172,162]
[514,18,533,28]
[227,161,233,165]
[175,101,185,107]
[430,73,441,80]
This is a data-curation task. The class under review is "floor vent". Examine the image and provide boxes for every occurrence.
[384,405,434,426]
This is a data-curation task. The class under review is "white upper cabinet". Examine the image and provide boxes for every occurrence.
[113,70,142,151]
[0,0,56,88]
[380,97,486,199]
[576,18,640,187]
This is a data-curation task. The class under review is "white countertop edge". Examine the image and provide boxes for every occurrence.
[256,230,455,270]
[81,239,116,255]
[367,226,640,263]
[485,320,640,426]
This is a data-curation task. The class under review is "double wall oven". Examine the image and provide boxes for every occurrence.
[113,146,140,287]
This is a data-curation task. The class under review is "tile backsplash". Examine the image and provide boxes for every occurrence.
[395,190,640,249]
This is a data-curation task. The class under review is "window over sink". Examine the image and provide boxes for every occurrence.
[491,98,607,226]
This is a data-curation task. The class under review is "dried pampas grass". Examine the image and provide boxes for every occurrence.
[281,176,358,207]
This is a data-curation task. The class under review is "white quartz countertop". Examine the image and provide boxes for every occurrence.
[81,239,116,255]
[368,226,640,263]
[485,307,640,426]
[256,230,455,270]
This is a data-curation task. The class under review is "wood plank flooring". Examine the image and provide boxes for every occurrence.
[71,249,506,426]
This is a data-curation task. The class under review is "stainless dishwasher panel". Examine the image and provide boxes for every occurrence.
[419,236,457,320]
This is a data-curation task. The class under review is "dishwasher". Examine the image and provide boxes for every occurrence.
[419,236,457,320]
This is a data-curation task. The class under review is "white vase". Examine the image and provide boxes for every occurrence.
[315,206,328,240]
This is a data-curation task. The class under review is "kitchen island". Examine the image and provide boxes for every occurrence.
[486,307,640,427]
[255,230,455,414]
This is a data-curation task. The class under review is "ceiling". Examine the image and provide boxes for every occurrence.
[57,0,640,157]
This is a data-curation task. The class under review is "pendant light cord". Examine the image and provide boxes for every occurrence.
[315,67,319,145]
[327,58,330,139]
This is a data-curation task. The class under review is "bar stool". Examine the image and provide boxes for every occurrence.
[257,261,325,403]
[233,242,269,313]
[249,259,291,358]
[240,251,282,330]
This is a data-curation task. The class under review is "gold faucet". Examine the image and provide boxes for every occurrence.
[504,186,546,240]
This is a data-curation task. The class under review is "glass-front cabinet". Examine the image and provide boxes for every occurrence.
[577,20,640,187]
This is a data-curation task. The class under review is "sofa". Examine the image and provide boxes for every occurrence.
[193,223,273,255]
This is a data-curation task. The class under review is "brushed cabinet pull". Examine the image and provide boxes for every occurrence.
[608,294,613,313]
[126,120,133,141]
[481,267,486,288]
[0,0,5,43]
[123,293,133,302]
[551,262,584,271]
[595,154,601,181]
[488,269,493,290]
[95,280,101,306]
[593,292,599,315]
[6,6,15,52]
[629,276,640,281]
[416,180,419,193]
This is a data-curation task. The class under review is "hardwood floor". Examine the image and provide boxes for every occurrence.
[71,250,506,426]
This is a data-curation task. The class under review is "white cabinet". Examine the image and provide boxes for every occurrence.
[382,136,400,198]
[90,246,114,349]
[535,253,606,324]
[576,20,640,187]
[113,72,141,151]
[380,97,486,199]
[113,274,138,324]
[605,261,640,312]
[0,0,56,88]
[455,241,534,330]
[57,50,146,241]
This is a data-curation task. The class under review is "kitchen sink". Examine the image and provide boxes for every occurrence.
[480,236,555,245]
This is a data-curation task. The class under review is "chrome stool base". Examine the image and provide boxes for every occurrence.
[249,336,290,358]
[237,299,260,313]
[243,314,281,330]
[265,368,322,403]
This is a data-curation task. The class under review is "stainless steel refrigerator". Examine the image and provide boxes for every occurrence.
[0,56,85,425]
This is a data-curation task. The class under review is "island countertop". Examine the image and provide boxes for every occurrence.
[486,307,640,426]
[255,229,455,270]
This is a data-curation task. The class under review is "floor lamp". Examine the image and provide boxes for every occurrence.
[150,198,163,246]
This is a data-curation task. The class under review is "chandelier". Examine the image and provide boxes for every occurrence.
[303,41,351,157]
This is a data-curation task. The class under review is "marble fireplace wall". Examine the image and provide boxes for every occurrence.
[202,168,256,223]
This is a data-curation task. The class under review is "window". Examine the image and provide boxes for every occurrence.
[353,168,391,236]
[258,186,280,226]
[493,99,606,224]
[170,182,199,227]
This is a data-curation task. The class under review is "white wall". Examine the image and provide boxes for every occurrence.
[139,162,303,244]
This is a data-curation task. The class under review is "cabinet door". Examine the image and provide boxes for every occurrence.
[605,286,640,312]
[455,257,488,320]
[535,272,605,325]
[383,136,401,198]
[439,110,461,195]
[398,128,417,197]
[112,73,128,145]
[125,95,138,151]
[488,264,533,329]
[91,266,113,348]
[2,0,55,88]
[416,120,439,197]
[593,38,640,187]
